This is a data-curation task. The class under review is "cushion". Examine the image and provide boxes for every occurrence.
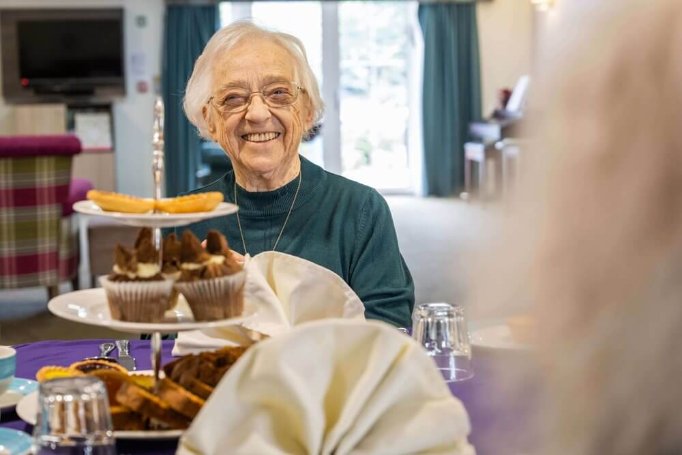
[0,135,82,158]
[63,178,94,216]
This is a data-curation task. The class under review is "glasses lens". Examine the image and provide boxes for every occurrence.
[216,89,250,112]
[262,82,298,107]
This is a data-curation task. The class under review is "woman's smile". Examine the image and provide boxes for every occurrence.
[241,132,281,143]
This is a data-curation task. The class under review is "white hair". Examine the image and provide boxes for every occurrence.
[183,20,324,139]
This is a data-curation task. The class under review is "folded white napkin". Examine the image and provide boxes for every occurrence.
[177,319,476,455]
[173,252,366,356]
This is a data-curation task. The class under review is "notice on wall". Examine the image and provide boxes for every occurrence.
[74,112,113,151]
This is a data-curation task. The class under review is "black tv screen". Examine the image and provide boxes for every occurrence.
[0,9,125,103]
[18,19,123,81]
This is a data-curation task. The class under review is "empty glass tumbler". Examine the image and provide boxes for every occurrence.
[33,376,116,455]
[412,302,474,382]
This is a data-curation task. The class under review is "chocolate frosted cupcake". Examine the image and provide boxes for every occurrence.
[162,233,183,309]
[173,230,245,321]
[162,233,182,279]
[99,228,174,322]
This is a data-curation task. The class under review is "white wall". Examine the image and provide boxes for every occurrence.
[477,0,535,115]
[0,0,164,197]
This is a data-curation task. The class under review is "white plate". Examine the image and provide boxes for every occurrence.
[470,324,533,351]
[48,288,253,334]
[0,378,38,411]
[16,371,183,440]
[73,200,238,228]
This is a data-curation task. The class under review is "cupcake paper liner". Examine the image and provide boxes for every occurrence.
[174,271,246,321]
[99,276,175,323]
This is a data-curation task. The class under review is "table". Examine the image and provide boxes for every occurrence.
[0,340,539,455]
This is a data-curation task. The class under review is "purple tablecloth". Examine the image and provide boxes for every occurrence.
[0,340,539,455]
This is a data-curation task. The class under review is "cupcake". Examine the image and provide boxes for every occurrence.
[173,230,245,321]
[99,228,174,322]
[162,233,183,309]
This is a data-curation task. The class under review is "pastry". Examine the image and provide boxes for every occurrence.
[156,377,206,419]
[162,233,182,280]
[99,228,174,322]
[155,192,224,213]
[115,381,191,430]
[87,369,133,406]
[69,359,128,375]
[87,190,155,213]
[110,405,146,431]
[35,366,84,382]
[33,346,248,431]
[174,230,245,321]
[162,232,183,309]
[87,189,223,214]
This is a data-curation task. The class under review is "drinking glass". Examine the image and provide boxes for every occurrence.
[33,376,116,455]
[412,302,474,382]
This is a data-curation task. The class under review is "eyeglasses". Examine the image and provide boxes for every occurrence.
[208,81,305,114]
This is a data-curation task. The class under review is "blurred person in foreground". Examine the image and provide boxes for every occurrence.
[471,0,682,453]
[180,20,414,328]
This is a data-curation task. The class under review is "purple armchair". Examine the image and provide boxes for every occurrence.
[0,135,93,298]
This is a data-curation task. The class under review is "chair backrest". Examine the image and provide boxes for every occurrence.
[0,135,82,289]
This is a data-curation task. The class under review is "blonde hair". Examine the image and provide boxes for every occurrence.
[183,20,324,139]
[471,0,682,453]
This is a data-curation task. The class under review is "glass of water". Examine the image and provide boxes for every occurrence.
[412,302,474,382]
[33,376,116,455]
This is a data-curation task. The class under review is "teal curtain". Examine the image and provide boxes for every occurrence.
[163,5,218,196]
[419,3,481,196]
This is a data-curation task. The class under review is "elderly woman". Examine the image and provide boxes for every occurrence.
[180,21,414,328]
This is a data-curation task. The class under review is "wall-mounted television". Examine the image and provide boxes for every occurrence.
[0,9,125,104]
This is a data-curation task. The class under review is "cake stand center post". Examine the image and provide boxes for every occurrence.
[151,331,162,391]
[151,95,165,388]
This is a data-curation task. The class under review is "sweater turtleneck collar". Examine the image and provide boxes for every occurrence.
[229,156,324,217]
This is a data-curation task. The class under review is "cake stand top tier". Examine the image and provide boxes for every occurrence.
[73,200,238,228]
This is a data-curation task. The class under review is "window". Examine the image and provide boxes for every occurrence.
[219,1,422,194]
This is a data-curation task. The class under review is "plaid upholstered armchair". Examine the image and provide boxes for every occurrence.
[0,135,92,298]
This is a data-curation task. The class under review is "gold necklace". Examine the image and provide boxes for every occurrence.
[234,170,302,255]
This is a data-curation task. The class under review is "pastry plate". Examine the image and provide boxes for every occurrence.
[0,428,32,455]
[470,324,533,351]
[16,371,183,440]
[73,200,238,228]
[0,378,38,411]
[48,288,253,334]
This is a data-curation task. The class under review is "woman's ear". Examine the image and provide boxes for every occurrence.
[202,105,217,136]
[303,100,315,132]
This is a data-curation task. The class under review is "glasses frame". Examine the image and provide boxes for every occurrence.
[207,81,305,115]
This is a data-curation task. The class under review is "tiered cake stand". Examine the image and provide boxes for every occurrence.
[49,97,245,390]
[49,201,244,387]
[30,98,248,440]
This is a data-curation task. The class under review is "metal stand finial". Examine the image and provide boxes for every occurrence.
[152,96,165,202]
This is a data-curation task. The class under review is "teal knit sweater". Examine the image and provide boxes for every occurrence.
[178,157,415,328]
